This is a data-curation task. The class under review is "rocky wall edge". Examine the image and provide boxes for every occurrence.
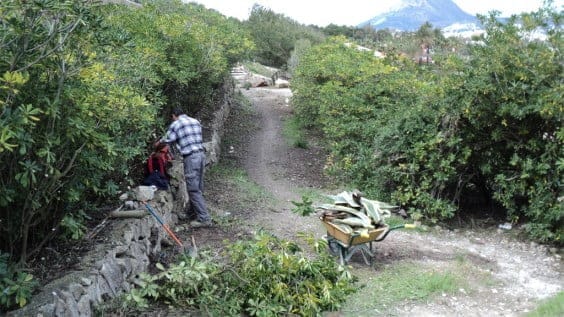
[6,77,235,317]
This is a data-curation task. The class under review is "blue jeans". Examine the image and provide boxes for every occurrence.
[183,151,210,222]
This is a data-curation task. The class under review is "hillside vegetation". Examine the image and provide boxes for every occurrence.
[291,9,563,245]
[0,0,562,313]
[0,0,251,310]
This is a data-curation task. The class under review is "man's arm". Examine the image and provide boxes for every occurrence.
[157,125,178,146]
[160,134,174,144]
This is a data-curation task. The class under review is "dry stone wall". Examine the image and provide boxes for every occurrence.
[7,79,235,317]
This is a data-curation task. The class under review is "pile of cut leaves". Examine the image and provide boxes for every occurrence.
[318,191,397,236]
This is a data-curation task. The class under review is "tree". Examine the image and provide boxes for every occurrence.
[245,4,324,68]
[0,0,255,264]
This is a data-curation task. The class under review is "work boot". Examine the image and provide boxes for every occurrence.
[178,212,197,221]
[190,220,212,228]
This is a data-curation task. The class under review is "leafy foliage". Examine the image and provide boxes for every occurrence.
[292,7,563,244]
[126,231,357,316]
[453,9,564,242]
[291,195,315,216]
[0,252,38,311]
[245,4,325,68]
[0,0,252,264]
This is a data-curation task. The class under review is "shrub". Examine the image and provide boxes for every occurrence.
[126,231,357,316]
[0,252,38,312]
[0,0,254,264]
[291,7,563,244]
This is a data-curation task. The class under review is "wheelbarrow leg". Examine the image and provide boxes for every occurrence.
[326,236,347,266]
[325,234,374,266]
[338,245,347,266]
[342,245,374,266]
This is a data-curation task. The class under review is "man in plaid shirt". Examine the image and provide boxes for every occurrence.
[158,108,212,227]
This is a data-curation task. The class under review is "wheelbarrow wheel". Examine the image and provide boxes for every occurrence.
[327,238,341,256]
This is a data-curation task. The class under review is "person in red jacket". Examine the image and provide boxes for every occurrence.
[143,142,173,190]
[146,142,173,179]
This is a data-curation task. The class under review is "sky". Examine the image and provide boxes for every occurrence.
[186,0,563,27]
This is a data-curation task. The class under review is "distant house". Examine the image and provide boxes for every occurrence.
[344,42,386,59]
[416,43,433,65]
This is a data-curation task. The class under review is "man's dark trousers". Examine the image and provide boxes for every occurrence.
[183,151,210,222]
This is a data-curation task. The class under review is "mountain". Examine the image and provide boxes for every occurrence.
[359,0,479,31]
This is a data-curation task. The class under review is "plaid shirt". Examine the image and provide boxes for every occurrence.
[161,114,204,156]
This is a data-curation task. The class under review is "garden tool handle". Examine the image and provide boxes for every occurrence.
[373,223,416,242]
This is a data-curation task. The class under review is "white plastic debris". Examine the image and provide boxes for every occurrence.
[119,192,129,201]
[498,223,512,230]
[132,185,157,202]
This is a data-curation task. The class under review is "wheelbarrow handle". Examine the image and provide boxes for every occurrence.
[373,223,416,242]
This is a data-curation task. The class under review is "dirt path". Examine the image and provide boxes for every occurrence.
[217,69,563,316]
[20,69,562,317]
[241,87,296,203]
[237,86,324,241]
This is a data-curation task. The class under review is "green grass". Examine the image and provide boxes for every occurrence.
[341,262,464,316]
[207,165,276,210]
[526,291,564,317]
[384,214,409,228]
[382,215,428,234]
[293,187,332,204]
[282,115,308,149]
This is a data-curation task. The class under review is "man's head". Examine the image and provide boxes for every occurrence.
[171,107,184,121]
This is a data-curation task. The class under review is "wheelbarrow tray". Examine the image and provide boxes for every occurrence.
[321,219,388,247]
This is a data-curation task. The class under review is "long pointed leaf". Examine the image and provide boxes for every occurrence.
[332,217,374,228]
[361,199,381,224]
[334,191,361,208]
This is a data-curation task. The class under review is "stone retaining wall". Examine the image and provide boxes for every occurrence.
[7,78,235,317]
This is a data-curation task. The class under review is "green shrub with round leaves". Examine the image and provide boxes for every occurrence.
[292,7,562,244]
[0,0,253,265]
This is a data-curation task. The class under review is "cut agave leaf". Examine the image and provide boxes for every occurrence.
[362,198,398,210]
[317,204,360,213]
[335,223,353,234]
[317,204,370,222]
[335,191,361,208]
[361,199,382,225]
[379,209,392,218]
[333,216,374,229]
[326,194,349,205]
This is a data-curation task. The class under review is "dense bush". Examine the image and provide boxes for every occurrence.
[0,0,251,268]
[0,0,133,265]
[292,8,562,244]
[453,10,563,242]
